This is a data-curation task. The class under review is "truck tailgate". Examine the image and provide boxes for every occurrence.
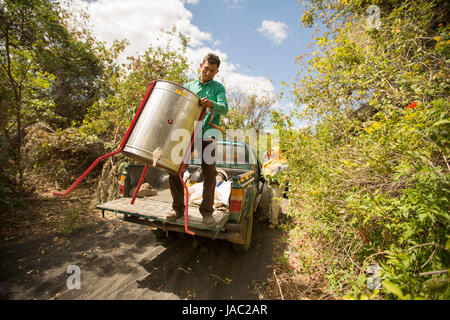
[96,197,229,232]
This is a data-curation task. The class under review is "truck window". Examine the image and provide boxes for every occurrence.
[216,144,247,164]
[190,143,248,165]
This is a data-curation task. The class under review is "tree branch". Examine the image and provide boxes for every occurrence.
[418,270,448,277]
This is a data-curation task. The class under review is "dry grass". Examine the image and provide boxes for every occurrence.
[0,170,104,248]
[252,194,365,301]
[252,215,343,300]
[253,258,333,300]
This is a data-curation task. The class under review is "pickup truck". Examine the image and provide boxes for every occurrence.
[96,140,269,252]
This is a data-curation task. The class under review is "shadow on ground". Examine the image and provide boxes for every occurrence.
[0,213,286,300]
[136,220,284,299]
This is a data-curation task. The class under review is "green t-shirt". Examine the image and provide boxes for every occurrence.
[184,79,228,139]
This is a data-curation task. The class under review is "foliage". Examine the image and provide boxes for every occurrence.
[269,110,296,151]
[0,0,103,201]
[222,89,277,131]
[59,207,80,236]
[24,124,105,185]
[284,0,449,299]
[0,0,192,207]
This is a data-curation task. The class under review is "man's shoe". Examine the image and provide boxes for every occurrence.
[166,210,184,221]
[202,216,216,227]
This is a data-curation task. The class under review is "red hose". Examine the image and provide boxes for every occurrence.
[179,108,207,235]
[207,108,225,134]
[130,164,149,204]
[118,81,156,150]
[179,107,224,235]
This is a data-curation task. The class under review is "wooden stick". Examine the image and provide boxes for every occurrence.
[210,274,230,285]
[273,269,284,300]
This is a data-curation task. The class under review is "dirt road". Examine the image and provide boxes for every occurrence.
[0,204,286,300]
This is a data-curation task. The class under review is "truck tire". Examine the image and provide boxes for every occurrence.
[232,210,254,253]
[256,184,272,221]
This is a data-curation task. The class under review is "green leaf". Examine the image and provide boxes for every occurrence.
[382,280,404,299]
[432,119,450,127]
[418,213,427,223]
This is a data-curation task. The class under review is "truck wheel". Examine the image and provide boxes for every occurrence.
[256,184,272,221]
[232,210,253,253]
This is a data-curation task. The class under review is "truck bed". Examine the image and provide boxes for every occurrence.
[96,189,229,232]
[96,164,255,232]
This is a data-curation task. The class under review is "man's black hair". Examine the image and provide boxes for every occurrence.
[202,53,220,68]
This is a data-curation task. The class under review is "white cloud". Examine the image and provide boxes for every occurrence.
[257,20,288,45]
[186,46,275,96]
[72,0,212,54]
[71,0,275,96]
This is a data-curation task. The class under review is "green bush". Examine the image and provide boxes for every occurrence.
[283,0,449,299]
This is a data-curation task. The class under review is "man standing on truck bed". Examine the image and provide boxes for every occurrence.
[166,53,228,227]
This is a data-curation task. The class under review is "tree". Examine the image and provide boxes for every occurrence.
[0,0,103,195]
[222,89,276,131]
[1,0,59,190]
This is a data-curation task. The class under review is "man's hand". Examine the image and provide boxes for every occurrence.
[199,97,214,109]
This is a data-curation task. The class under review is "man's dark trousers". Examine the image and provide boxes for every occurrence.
[169,139,216,218]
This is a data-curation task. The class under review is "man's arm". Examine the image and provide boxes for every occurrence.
[199,84,228,115]
[212,84,228,115]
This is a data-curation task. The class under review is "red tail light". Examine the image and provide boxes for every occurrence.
[119,173,126,196]
[230,200,242,212]
[230,188,243,212]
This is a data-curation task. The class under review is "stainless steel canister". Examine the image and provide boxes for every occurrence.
[122,80,202,173]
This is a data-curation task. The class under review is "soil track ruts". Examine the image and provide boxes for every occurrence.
[0,206,286,300]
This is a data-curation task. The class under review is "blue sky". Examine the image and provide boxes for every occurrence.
[186,0,313,90]
[74,0,316,127]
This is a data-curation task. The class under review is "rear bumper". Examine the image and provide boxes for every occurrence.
[120,214,243,243]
